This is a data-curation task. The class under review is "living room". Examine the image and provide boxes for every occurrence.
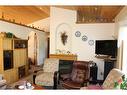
[0,5,127,91]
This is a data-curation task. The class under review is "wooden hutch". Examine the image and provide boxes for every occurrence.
[0,37,28,84]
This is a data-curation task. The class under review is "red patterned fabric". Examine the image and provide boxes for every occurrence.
[71,61,90,83]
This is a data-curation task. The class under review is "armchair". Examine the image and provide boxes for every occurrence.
[61,61,90,89]
[34,58,59,89]
[80,68,124,90]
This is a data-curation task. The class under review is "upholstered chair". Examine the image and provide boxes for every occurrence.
[35,58,59,89]
[61,61,90,89]
[80,68,124,90]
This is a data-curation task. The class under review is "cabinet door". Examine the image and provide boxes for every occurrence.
[0,38,2,50]
[4,69,17,84]
[3,39,12,50]
[0,51,3,72]
[14,49,27,67]
[10,69,18,83]
[4,70,11,84]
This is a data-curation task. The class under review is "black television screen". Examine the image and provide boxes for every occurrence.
[4,50,13,70]
[95,40,117,57]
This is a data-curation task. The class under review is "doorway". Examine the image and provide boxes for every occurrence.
[28,31,38,66]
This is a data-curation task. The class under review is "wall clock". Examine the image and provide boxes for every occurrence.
[88,40,94,46]
[75,31,81,37]
[82,35,88,41]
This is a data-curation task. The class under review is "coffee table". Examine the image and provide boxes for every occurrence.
[14,84,44,90]
[12,79,44,90]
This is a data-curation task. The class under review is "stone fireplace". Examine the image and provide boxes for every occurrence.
[59,60,74,75]
[49,54,77,79]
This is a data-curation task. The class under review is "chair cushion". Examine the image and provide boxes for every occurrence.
[60,74,71,80]
[71,69,85,83]
[71,61,89,83]
[43,58,59,73]
[35,72,54,86]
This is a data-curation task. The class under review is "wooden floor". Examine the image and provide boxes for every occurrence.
[6,74,33,89]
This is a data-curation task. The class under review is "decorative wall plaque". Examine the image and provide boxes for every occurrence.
[55,23,72,53]
[75,31,81,37]
[88,40,94,46]
[82,35,88,41]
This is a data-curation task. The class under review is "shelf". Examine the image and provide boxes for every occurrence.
[95,55,117,61]
[49,54,77,61]
[95,55,110,59]
[14,39,28,49]
[3,49,13,50]
[14,48,27,50]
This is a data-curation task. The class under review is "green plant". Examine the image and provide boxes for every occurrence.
[114,75,127,90]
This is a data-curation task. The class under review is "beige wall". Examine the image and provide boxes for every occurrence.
[29,17,50,32]
[0,20,47,65]
[50,7,115,80]
[115,6,127,69]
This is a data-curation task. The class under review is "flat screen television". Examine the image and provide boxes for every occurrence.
[4,50,13,70]
[95,40,117,57]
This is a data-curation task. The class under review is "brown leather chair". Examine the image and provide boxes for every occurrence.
[61,61,90,89]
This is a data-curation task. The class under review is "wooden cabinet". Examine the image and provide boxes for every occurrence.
[3,38,13,50]
[14,39,27,49]
[0,37,28,84]
[14,49,27,67]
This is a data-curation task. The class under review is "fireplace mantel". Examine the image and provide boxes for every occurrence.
[49,54,77,61]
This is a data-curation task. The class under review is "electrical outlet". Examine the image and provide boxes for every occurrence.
[100,72,103,75]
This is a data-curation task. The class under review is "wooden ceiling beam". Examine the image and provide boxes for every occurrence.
[0,6,124,24]
[35,6,50,16]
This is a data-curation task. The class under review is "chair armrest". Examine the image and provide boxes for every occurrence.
[60,74,71,81]
[53,71,59,89]
[33,69,43,75]
[54,71,59,80]
[33,69,43,84]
